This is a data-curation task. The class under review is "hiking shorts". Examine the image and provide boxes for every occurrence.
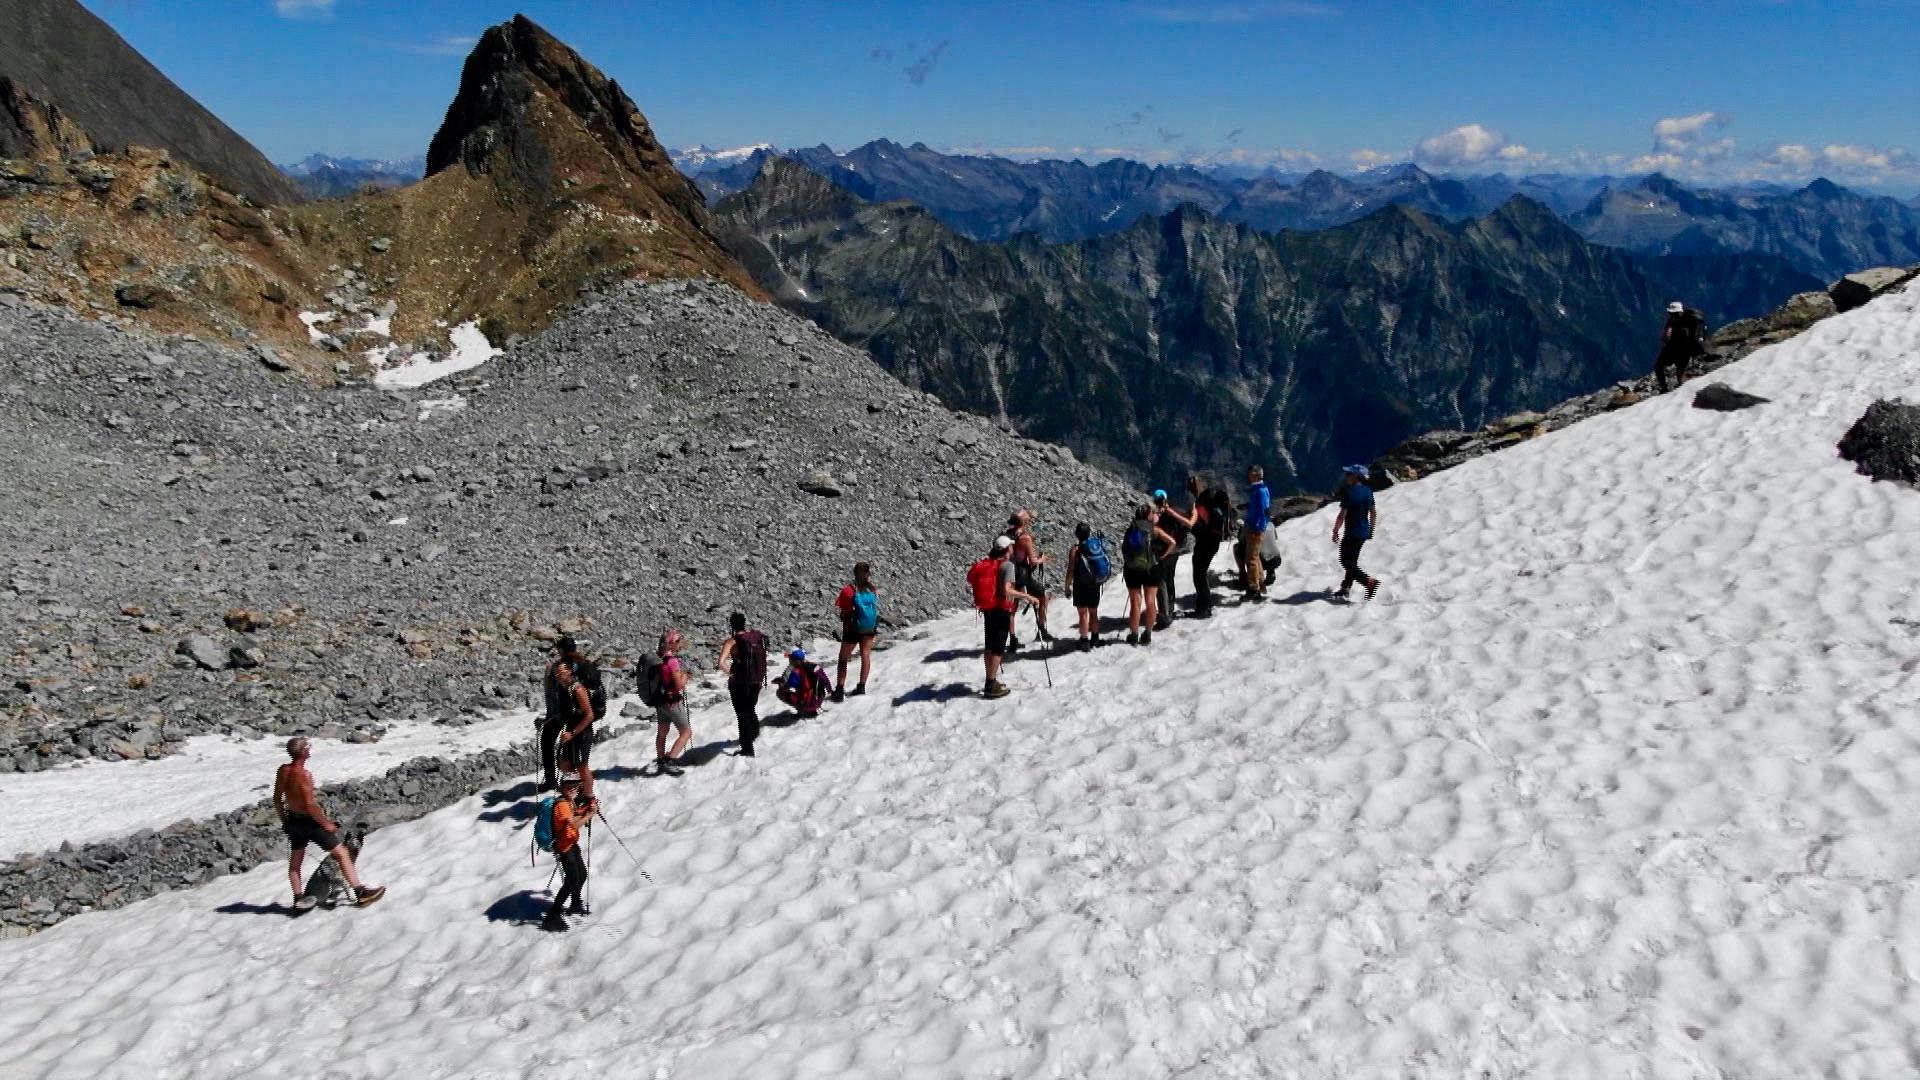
[1122,565,1155,589]
[839,626,877,645]
[655,702,690,732]
[283,813,340,854]
[1071,576,1101,610]
[558,725,595,769]
[984,610,1013,656]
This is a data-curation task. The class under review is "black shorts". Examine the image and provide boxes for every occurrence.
[1071,577,1101,610]
[1122,565,1154,589]
[1014,565,1044,596]
[558,725,595,769]
[284,813,340,854]
[983,609,1013,656]
[840,626,877,645]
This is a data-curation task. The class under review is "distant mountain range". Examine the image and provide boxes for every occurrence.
[679,140,1920,282]
[278,154,425,200]
[715,158,1819,488]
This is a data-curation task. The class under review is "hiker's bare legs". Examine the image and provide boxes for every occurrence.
[655,722,669,762]
[669,726,691,759]
[324,843,367,891]
[287,848,305,899]
[858,636,874,687]
[836,639,855,690]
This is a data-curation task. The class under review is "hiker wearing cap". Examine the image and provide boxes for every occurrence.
[539,636,588,791]
[1655,300,1707,392]
[718,612,770,757]
[1331,465,1380,601]
[1186,475,1232,618]
[1064,522,1107,649]
[1006,510,1053,645]
[1242,466,1273,601]
[552,659,599,799]
[968,535,1039,698]
[652,629,692,776]
[273,737,384,908]
[833,562,879,702]
[775,648,832,718]
[541,773,597,933]
[1151,489,1193,631]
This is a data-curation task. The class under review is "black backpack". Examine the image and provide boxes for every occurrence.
[575,660,606,722]
[635,653,667,708]
[731,631,768,687]
[1196,490,1230,543]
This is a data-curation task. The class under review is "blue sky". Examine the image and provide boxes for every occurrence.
[87,0,1920,191]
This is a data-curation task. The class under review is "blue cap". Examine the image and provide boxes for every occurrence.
[789,648,806,661]
[1152,489,1168,501]
[1342,464,1369,478]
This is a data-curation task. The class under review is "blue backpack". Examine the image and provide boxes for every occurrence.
[1121,525,1153,573]
[1079,536,1113,583]
[533,797,558,854]
[851,589,880,634]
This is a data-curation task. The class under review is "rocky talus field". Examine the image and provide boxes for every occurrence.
[0,280,1134,928]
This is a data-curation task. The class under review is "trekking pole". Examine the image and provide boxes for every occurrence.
[594,810,653,883]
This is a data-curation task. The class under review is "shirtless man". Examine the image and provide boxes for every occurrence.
[273,737,384,907]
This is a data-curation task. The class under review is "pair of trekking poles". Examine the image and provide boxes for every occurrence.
[544,807,653,898]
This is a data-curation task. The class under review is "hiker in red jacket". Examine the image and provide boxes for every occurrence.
[969,536,1038,699]
[833,562,879,702]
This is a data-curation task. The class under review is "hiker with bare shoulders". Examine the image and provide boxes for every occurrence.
[552,659,600,799]
[273,737,384,908]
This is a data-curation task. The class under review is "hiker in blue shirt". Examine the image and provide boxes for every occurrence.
[1330,464,1380,601]
[1241,465,1272,601]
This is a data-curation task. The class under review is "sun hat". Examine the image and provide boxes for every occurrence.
[1667,301,1684,313]
[1342,464,1369,478]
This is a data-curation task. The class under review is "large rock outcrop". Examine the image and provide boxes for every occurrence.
[0,0,302,205]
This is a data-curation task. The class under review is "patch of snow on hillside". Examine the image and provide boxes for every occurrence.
[4,285,1920,1076]
[372,321,500,389]
[296,310,335,345]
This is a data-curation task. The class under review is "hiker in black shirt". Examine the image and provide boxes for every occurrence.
[1185,475,1230,618]
[1655,301,1707,392]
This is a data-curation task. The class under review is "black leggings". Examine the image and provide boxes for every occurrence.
[539,718,565,788]
[730,683,761,751]
[1191,538,1220,611]
[550,845,587,915]
[1340,534,1371,592]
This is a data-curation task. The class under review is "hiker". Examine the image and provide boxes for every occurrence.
[646,629,692,776]
[1120,503,1169,646]
[552,658,599,800]
[273,737,383,908]
[718,612,769,757]
[1331,464,1381,601]
[1151,489,1193,630]
[1242,465,1273,601]
[775,648,832,718]
[833,562,879,702]
[540,773,597,932]
[1007,510,1053,644]
[1186,474,1232,618]
[1064,522,1109,649]
[539,636,590,791]
[968,535,1038,698]
[1655,300,1707,392]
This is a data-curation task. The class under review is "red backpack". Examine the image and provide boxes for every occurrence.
[967,556,1005,612]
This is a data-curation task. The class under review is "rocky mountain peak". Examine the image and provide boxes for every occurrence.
[425,13,703,224]
[0,76,93,162]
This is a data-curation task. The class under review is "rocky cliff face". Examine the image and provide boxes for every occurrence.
[0,0,303,205]
[1571,174,1920,282]
[717,160,1819,491]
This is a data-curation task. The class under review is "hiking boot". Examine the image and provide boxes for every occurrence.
[1365,577,1380,601]
[541,912,570,933]
[353,885,386,907]
[566,903,590,917]
[1153,618,1172,632]
[1126,631,1139,646]
[982,681,1011,699]
[740,744,755,758]
[850,683,867,697]
[1037,627,1054,643]
[831,688,845,704]
[1141,630,1154,646]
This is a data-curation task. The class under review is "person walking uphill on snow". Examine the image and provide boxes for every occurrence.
[540,773,597,933]
[833,562,879,702]
[718,612,769,757]
[1242,466,1273,601]
[1655,300,1707,392]
[540,636,591,791]
[969,535,1038,699]
[273,737,384,908]
[647,629,692,777]
[1331,464,1380,601]
[552,658,600,800]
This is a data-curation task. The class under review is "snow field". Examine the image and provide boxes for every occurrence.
[2,285,1919,1078]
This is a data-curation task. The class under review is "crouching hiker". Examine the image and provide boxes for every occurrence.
[273,736,384,909]
[776,648,832,719]
[537,774,597,932]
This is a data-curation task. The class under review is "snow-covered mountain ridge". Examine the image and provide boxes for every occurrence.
[3,282,1918,1076]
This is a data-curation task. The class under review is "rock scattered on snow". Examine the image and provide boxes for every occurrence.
[1837,399,1920,486]
[1692,383,1771,412]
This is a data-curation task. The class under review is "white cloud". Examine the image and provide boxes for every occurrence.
[1349,148,1397,170]
[388,35,476,57]
[1413,123,1538,169]
[273,0,335,19]
[1651,111,1734,160]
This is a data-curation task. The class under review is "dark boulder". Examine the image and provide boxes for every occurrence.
[1692,383,1771,412]
[1838,399,1920,486]
[1828,267,1917,314]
